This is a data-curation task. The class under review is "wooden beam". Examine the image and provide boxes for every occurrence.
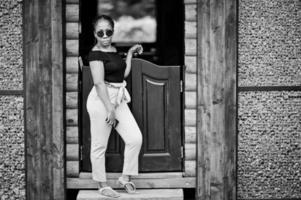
[66,161,79,177]
[185,73,197,91]
[185,56,197,73]
[184,160,196,177]
[185,91,197,108]
[79,172,184,179]
[66,4,79,22]
[66,22,79,39]
[24,0,65,199]
[67,177,196,189]
[185,21,197,39]
[66,109,78,126]
[185,109,197,126]
[66,126,79,144]
[66,73,78,91]
[66,56,79,73]
[66,144,79,161]
[185,143,196,160]
[66,0,79,4]
[66,92,78,108]
[185,4,197,21]
[185,39,197,56]
[185,126,196,143]
[196,0,237,199]
[66,39,79,56]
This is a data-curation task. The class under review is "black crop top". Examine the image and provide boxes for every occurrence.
[88,50,126,83]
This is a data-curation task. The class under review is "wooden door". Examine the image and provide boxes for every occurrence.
[131,59,182,171]
[81,59,182,172]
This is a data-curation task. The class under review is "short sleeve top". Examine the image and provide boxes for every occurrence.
[87,50,126,83]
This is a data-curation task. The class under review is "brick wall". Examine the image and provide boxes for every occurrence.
[0,0,25,199]
[238,0,301,199]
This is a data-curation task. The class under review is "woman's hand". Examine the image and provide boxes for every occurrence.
[128,44,143,55]
[106,107,116,126]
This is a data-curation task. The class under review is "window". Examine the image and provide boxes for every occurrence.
[97,0,157,43]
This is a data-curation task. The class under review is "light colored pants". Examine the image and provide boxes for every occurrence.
[86,84,142,182]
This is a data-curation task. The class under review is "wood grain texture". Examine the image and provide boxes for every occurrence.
[185,109,196,126]
[78,189,183,200]
[66,144,79,161]
[185,143,196,160]
[185,21,197,39]
[79,172,184,179]
[184,0,197,4]
[196,0,237,199]
[66,22,79,39]
[184,160,196,177]
[185,91,197,108]
[185,73,197,91]
[66,126,79,144]
[66,39,79,56]
[66,56,79,73]
[185,4,197,21]
[67,177,196,189]
[185,126,196,143]
[24,0,64,199]
[185,39,197,56]
[66,73,78,91]
[66,0,79,3]
[185,56,197,73]
[66,161,79,177]
[66,109,78,126]
[66,92,78,108]
[51,1,65,198]
[66,4,79,22]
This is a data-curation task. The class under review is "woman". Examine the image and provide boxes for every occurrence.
[86,15,143,198]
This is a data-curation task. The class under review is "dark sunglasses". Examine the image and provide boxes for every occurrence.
[96,29,113,38]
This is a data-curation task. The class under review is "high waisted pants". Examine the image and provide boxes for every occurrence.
[86,85,142,182]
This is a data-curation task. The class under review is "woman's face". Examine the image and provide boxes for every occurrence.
[94,19,113,47]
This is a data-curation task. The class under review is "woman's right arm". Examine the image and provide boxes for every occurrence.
[89,60,115,122]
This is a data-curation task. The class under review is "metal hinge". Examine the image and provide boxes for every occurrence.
[180,80,183,93]
[181,146,184,158]
[80,145,83,161]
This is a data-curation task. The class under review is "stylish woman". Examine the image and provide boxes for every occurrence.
[86,15,143,198]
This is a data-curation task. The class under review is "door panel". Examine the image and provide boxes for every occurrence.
[131,59,182,171]
[81,59,182,172]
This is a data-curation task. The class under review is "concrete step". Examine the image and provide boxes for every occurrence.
[77,189,183,200]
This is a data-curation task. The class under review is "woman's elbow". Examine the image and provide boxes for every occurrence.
[94,82,105,88]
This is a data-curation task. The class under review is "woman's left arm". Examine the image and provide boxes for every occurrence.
[124,44,143,78]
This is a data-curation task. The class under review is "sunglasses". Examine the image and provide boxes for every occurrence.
[96,29,113,38]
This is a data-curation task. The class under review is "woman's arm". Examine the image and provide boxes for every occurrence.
[89,60,115,114]
[124,44,143,78]
[124,51,133,78]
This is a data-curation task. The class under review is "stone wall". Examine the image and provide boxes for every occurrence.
[238,0,301,199]
[238,0,301,86]
[0,0,23,90]
[0,0,24,200]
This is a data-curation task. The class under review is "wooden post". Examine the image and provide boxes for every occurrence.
[24,0,65,199]
[196,0,237,199]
